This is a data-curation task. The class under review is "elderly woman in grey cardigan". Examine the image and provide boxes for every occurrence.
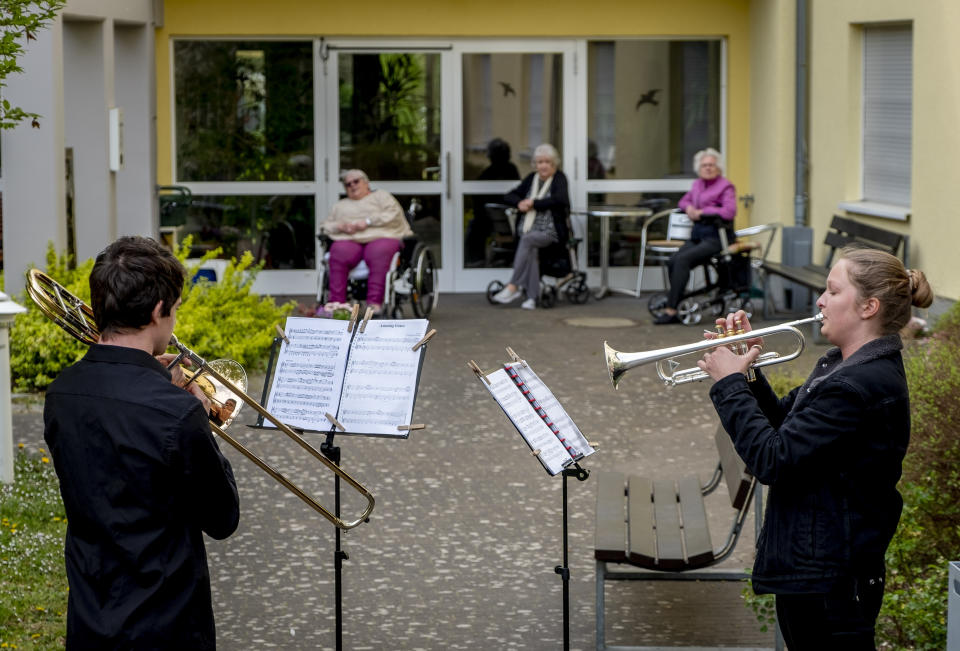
[492,144,570,310]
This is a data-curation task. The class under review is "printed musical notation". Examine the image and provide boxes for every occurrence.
[479,360,595,477]
[338,319,428,435]
[264,316,429,436]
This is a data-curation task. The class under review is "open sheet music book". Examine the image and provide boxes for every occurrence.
[475,356,595,476]
[264,316,428,438]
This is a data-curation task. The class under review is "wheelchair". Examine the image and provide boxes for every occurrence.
[316,203,439,319]
[483,203,590,308]
[645,227,759,326]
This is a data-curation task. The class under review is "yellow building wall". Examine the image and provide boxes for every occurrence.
[809,0,960,300]
[748,0,796,231]
[156,0,753,226]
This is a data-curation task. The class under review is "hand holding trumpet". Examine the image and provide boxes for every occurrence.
[696,310,764,382]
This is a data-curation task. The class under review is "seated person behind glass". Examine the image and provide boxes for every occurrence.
[654,148,737,325]
[465,137,522,266]
[491,143,570,311]
[320,170,413,315]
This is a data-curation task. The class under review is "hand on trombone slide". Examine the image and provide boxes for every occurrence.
[697,309,764,382]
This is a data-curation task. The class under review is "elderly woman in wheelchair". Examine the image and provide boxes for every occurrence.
[318,170,438,318]
[319,169,413,315]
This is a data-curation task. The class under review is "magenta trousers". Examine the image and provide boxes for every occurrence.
[328,238,404,304]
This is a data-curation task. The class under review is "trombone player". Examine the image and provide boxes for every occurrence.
[43,236,240,649]
[695,248,932,650]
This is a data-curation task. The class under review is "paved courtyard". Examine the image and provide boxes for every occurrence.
[14,292,829,650]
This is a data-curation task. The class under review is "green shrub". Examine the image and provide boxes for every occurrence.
[876,306,960,650]
[10,241,296,393]
[10,247,92,392]
[174,248,296,371]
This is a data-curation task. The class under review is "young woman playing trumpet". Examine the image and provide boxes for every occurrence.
[696,247,933,649]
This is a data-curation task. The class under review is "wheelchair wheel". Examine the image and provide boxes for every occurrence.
[677,297,703,325]
[565,277,591,304]
[540,285,558,308]
[486,280,505,304]
[411,244,438,318]
[647,292,669,318]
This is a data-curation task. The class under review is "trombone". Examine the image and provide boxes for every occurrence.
[26,269,375,530]
[604,313,824,389]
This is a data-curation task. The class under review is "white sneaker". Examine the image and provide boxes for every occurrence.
[493,287,521,304]
[521,298,536,310]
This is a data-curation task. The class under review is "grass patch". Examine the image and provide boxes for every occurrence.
[0,445,68,649]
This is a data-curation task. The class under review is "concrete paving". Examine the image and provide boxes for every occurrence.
[13,292,829,650]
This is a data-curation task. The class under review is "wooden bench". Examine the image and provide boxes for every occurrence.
[760,215,908,317]
[594,425,771,651]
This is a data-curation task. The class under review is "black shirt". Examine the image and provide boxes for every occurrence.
[44,344,240,650]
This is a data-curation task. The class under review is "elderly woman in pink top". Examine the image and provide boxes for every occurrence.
[654,148,737,324]
[321,170,413,314]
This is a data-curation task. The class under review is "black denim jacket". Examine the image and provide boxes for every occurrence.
[44,345,240,649]
[709,335,909,594]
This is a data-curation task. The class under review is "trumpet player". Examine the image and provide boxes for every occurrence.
[696,247,932,650]
[43,236,240,650]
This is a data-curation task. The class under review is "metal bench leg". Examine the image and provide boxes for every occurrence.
[596,559,606,651]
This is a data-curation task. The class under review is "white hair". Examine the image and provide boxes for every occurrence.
[341,169,369,183]
[533,143,561,169]
[692,148,724,175]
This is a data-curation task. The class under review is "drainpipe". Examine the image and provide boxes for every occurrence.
[782,0,813,312]
[794,0,809,227]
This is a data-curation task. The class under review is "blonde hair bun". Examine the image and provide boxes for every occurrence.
[908,269,934,308]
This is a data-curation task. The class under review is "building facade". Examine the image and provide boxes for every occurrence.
[2,0,956,305]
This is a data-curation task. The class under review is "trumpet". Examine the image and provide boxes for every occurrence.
[604,313,824,389]
[26,269,375,530]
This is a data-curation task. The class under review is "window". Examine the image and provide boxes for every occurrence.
[587,40,721,181]
[862,24,912,207]
[174,41,314,182]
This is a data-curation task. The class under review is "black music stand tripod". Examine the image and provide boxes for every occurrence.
[255,335,361,651]
[557,462,589,651]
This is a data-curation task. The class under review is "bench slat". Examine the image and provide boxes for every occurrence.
[652,479,684,570]
[759,261,828,291]
[676,476,713,567]
[595,472,627,562]
[830,215,904,252]
[626,476,656,567]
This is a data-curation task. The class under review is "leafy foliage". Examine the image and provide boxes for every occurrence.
[10,247,90,392]
[173,245,296,370]
[10,241,295,393]
[0,0,66,129]
[876,306,960,650]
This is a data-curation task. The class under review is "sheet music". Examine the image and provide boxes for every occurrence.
[508,363,595,462]
[484,368,572,476]
[265,317,352,430]
[338,319,428,436]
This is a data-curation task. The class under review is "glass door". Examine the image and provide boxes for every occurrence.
[326,44,453,291]
[452,41,578,292]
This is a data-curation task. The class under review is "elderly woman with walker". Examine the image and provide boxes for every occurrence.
[491,143,570,311]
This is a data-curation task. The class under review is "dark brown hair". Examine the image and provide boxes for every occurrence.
[839,246,934,335]
[89,236,185,337]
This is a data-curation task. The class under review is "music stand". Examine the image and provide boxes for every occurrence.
[254,321,433,651]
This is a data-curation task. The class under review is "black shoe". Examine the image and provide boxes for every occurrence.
[653,313,681,325]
